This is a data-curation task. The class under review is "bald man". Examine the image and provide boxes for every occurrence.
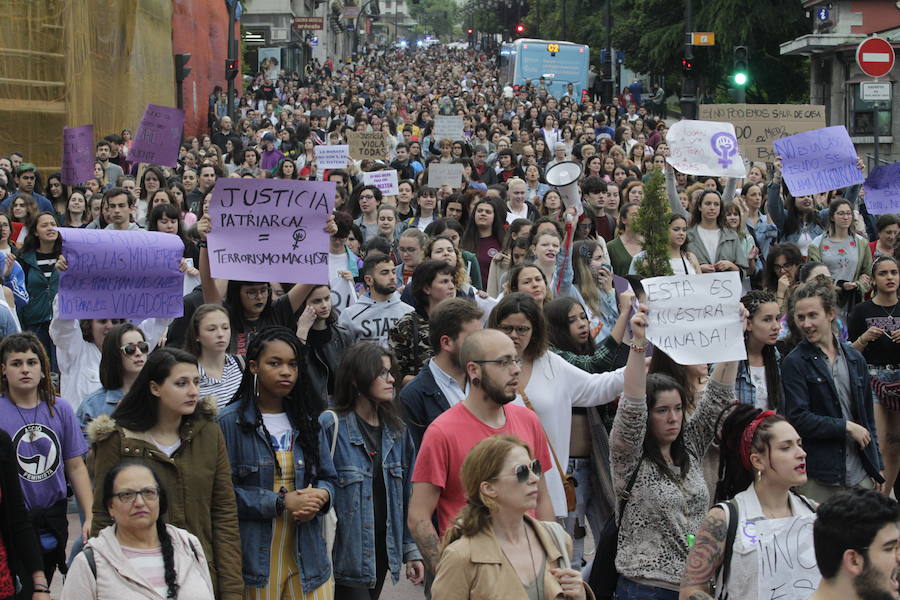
[408,329,554,575]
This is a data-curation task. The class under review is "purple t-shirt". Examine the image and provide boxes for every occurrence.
[0,397,87,510]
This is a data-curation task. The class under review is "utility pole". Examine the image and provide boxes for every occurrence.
[562,0,567,40]
[679,0,697,119]
[604,0,612,103]
[226,0,238,120]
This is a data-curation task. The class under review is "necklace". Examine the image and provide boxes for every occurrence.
[9,398,39,442]
[874,298,898,319]
[498,521,539,586]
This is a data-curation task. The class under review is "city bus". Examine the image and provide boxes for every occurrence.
[498,38,590,99]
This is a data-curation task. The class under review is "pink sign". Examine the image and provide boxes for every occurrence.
[129,104,185,167]
[207,179,335,283]
[61,125,95,185]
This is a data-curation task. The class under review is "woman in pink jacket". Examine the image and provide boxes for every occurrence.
[61,460,215,599]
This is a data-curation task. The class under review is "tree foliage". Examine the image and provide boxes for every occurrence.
[524,0,811,103]
[408,0,462,37]
[634,170,673,279]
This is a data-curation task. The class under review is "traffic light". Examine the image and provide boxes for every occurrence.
[467,28,473,35]
[681,57,693,75]
[733,46,749,86]
[515,23,525,34]
[174,53,191,83]
[225,59,239,81]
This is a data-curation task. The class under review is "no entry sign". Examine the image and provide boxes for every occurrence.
[857,37,895,78]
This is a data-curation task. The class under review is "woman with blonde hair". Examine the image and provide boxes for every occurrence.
[432,435,590,600]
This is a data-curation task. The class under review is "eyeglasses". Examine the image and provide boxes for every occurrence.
[495,460,542,483]
[243,287,270,298]
[112,487,160,504]
[774,263,796,272]
[497,325,532,336]
[472,357,523,369]
[399,247,419,254]
[359,194,376,200]
[377,368,393,380]
[834,211,853,217]
[120,342,150,356]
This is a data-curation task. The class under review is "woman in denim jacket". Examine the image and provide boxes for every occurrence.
[319,342,424,599]
[218,326,337,599]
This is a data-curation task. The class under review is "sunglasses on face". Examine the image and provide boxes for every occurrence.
[504,460,542,483]
[120,342,150,356]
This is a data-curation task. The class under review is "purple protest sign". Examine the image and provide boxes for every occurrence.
[58,229,184,319]
[61,125,94,185]
[773,126,863,197]
[207,178,334,283]
[129,104,185,167]
[864,162,900,215]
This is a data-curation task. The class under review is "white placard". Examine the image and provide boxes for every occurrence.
[754,514,819,600]
[666,120,747,178]
[314,144,349,169]
[329,273,358,310]
[427,163,464,189]
[362,169,399,196]
[861,82,892,102]
[644,272,746,365]
[433,116,464,141]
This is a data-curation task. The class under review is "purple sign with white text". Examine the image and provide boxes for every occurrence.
[129,104,184,167]
[773,126,863,197]
[61,125,95,185]
[207,178,334,283]
[58,229,184,319]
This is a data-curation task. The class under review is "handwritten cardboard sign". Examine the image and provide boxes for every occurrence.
[314,144,350,170]
[666,120,747,178]
[863,162,900,214]
[362,169,399,196]
[754,514,820,600]
[426,163,464,189]
[207,179,334,283]
[58,229,184,320]
[773,126,864,197]
[433,116,464,141]
[698,104,826,162]
[129,104,184,167]
[644,272,746,364]
[347,131,387,161]
[61,125,94,185]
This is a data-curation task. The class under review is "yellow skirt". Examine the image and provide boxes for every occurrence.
[245,450,334,600]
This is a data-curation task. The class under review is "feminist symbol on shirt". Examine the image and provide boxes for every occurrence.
[13,424,61,482]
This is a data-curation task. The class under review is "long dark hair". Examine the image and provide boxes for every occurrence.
[111,348,199,432]
[648,350,698,414]
[102,460,180,598]
[460,198,505,254]
[714,405,787,503]
[331,342,402,430]
[99,323,145,391]
[487,292,547,361]
[741,290,782,410]
[544,296,593,355]
[20,212,61,255]
[644,373,691,481]
[224,281,273,331]
[229,327,321,483]
[780,182,825,240]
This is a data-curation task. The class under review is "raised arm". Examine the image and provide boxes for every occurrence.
[665,162,689,219]
[196,214,226,305]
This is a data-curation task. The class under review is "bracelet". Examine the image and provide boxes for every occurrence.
[198,240,208,248]
[33,583,50,592]
[630,341,648,353]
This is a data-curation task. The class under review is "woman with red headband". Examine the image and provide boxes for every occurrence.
[679,404,816,600]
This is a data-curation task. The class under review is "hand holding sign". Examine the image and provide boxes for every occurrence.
[773,126,864,197]
[666,120,746,178]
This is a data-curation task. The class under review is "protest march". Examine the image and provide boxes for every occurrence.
[0,38,898,600]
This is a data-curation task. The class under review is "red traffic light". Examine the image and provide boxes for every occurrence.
[515,23,525,33]
[681,57,693,71]
[467,28,473,34]
[225,59,239,81]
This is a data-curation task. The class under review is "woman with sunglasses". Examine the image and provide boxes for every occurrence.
[77,323,150,436]
[322,343,423,599]
[88,348,242,600]
[432,435,588,600]
[62,460,215,599]
[217,327,336,599]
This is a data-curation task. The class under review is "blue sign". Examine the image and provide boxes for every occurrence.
[817,7,829,21]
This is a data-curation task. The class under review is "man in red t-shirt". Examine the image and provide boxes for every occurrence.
[408,328,553,575]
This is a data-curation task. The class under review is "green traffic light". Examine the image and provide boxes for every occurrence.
[734,72,748,86]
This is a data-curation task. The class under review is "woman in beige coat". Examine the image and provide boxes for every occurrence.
[432,435,592,600]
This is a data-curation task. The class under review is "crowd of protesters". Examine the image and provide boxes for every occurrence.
[0,42,894,600]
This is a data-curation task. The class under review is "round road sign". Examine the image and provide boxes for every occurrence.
[856,37,895,78]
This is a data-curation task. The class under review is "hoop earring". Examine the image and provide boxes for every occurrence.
[253,374,258,398]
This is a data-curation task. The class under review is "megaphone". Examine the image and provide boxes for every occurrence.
[545,160,584,217]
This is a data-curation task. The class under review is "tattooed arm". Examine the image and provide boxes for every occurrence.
[408,481,443,574]
[679,506,728,600]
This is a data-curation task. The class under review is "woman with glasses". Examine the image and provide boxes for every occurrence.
[432,435,588,600]
[62,460,215,599]
[808,198,873,318]
[77,323,151,435]
[0,333,93,594]
[488,294,625,521]
[88,348,242,600]
[218,327,337,599]
[394,228,428,289]
[763,243,803,316]
[321,343,423,599]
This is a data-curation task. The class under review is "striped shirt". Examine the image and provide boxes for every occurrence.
[120,545,167,597]
[199,354,243,408]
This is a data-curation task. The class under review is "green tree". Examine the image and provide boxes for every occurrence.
[408,0,462,38]
[634,170,673,278]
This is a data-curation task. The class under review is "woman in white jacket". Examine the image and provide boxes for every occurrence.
[62,460,214,600]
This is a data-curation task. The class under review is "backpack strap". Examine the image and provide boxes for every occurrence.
[324,410,340,458]
[616,454,644,529]
[791,490,816,513]
[716,500,739,600]
[83,545,97,579]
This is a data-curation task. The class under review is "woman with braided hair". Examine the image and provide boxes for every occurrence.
[62,460,215,599]
[735,291,784,410]
[679,406,815,600]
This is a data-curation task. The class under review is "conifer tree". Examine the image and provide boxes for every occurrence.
[634,169,673,278]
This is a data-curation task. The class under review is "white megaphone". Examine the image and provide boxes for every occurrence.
[544,160,584,217]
